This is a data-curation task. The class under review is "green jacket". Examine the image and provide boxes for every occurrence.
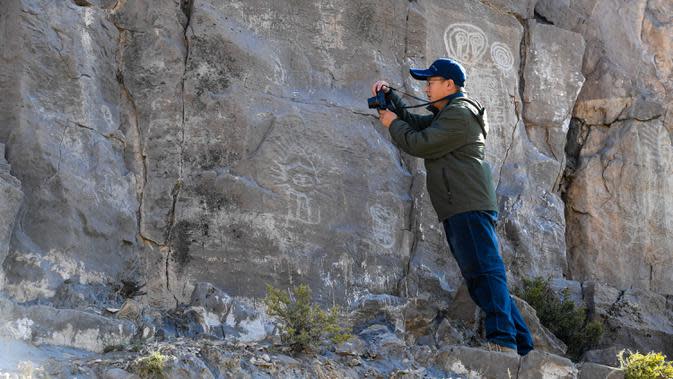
[387,91,498,221]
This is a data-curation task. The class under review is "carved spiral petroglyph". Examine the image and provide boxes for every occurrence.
[490,42,514,72]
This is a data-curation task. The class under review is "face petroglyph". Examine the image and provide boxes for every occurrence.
[444,23,488,65]
[443,22,516,172]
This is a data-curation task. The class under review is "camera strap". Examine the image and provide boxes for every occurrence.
[387,87,456,109]
[388,87,489,138]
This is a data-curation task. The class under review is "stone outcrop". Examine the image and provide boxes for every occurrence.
[0,295,136,354]
[0,144,23,287]
[0,0,672,375]
[584,281,673,360]
[0,337,624,378]
[505,20,585,278]
[0,0,140,303]
[537,0,673,295]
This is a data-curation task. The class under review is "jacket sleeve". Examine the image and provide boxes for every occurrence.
[387,91,434,131]
[388,108,469,159]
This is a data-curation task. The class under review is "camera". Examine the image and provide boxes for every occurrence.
[367,90,389,110]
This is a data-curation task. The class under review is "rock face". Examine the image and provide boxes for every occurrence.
[537,0,673,294]
[0,0,672,373]
[500,19,585,278]
[584,281,673,359]
[1,0,139,302]
[0,144,23,287]
[0,295,136,354]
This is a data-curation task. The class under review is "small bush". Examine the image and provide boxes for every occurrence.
[515,277,603,360]
[618,350,673,379]
[133,351,168,379]
[264,283,351,353]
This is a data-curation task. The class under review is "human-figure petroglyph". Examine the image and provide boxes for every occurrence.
[269,156,321,224]
[444,23,488,64]
[490,42,514,73]
[287,159,320,224]
[263,114,326,225]
[368,204,395,248]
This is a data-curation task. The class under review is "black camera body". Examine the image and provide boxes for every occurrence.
[367,90,389,110]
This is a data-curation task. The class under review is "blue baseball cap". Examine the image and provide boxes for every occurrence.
[410,58,467,87]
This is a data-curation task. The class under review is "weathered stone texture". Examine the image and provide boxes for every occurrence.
[518,350,578,379]
[537,0,673,294]
[164,0,415,305]
[0,144,23,286]
[0,295,136,354]
[0,0,139,302]
[566,119,673,293]
[0,0,672,372]
[584,281,673,359]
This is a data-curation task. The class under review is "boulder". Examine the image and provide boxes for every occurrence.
[513,296,567,356]
[350,293,407,336]
[578,362,624,379]
[434,345,520,379]
[518,350,578,379]
[0,295,136,353]
[585,282,673,360]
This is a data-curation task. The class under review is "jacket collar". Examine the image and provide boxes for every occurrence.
[426,91,465,114]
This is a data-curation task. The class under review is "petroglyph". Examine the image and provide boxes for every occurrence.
[368,204,395,248]
[490,42,514,73]
[269,155,321,224]
[464,65,511,167]
[265,115,324,225]
[315,0,346,50]
[466,66,508,127]
[638,123,661,164]
[444,23,488,65]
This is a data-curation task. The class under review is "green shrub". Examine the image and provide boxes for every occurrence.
[618,350,673,379]
[264,283,351,353]
[515,277,603,360]
[133,351,169,379]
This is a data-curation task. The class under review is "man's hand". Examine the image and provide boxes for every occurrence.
[378,109,398,128]
[371,80,390,96]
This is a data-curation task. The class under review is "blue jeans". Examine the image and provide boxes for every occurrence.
[443,210,534,355]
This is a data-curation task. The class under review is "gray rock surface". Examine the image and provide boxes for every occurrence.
[585,281,673,360]
[513,296,567,356]
[434,345,520,379]
[0,295,136,354]
[537,0,673,295]
[495,19,585,279]
[518,350,578,379]
[0,0,140,303]
[0,144,23,286]
[0,0,672,374]
[578,362,625,379]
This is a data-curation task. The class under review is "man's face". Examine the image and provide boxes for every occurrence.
[424,76,454,102]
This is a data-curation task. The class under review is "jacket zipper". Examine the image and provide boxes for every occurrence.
[442,168,453,203]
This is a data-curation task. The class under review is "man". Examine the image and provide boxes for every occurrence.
[371,58,534,356]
